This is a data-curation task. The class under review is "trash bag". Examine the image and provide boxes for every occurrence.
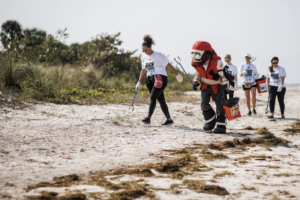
[222,97,239,108]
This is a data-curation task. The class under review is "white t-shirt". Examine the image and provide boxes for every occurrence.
[225,64,238,76]
[239,63,258,85]
[266,66,287,87]
[142,51,169,76]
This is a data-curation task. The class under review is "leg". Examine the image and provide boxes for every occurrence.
[269,86,277,116]
[146,76,156,119]
[229,91,234,99]
[213,85,226,133]
[156,75,171,120]
[250,86,257,110]
[157,92,171,119]
[148,86,161,118]
[201,89,216,131]
[277,87,286,115]
[244,89,251,111]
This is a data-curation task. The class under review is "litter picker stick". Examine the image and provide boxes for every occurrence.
[174,57,193,85]
[265,95,269,114]
[129,88,139,111]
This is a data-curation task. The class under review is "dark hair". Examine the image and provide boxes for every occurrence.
[142,35,155,47]
[269,56,279,72]
[205,50,214,57]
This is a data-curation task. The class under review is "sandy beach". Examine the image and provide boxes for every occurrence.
[1,86,300,199]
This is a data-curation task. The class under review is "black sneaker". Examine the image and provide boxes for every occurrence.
[253,109,257,115]
[162,119,174,126]
[142,117,150,124]
[247,111,252,116]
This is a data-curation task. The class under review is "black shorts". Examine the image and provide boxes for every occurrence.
[242,84,257,91]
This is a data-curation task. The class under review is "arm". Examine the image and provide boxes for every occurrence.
[267,78,270,87]
[281,76,285,85]
[138,69,147,82]
[239,65,244,77]
[166,63,178,75]
[234,74,237,82]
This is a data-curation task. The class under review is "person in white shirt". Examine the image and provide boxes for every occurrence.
[266,57,287,119]
[239,53,259,116]
[224,54,238,99]
[136,35,183,126]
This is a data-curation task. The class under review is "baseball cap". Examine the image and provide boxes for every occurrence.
[245,53,251,58]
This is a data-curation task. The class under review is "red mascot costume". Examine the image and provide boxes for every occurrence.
[191,41,231,133]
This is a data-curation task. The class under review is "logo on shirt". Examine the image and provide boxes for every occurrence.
[271,72,279,79]
[145,62,154,70]
[245,70,252,77]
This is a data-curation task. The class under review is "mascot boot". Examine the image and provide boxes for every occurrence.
[203,109,216,131]
[213,115,226,134]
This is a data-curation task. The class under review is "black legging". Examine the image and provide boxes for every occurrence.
[269,85,286,115]
[146,75,170,118]
[227,91,234,99]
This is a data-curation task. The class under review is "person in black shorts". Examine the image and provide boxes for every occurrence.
[239,54,260,115]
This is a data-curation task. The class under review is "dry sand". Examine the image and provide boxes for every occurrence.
[0,86,300,199]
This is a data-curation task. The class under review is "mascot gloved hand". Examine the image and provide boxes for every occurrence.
[192,81,200,91]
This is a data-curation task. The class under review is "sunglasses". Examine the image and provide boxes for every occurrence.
[272,62,278,64]
[142,49,148,53]
[225,60,230,62]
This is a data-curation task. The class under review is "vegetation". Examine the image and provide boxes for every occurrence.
[0,20,194,105]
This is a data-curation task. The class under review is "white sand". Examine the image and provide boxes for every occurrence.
[0,86,300,199]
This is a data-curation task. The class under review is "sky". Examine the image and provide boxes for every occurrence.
[1,0,300,85]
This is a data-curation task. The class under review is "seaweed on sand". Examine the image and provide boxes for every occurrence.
[26,174,80,192]
[183,179,229,196]
[283,121,300,136]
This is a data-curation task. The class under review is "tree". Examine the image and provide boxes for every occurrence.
[0,20,23,50]
[23,28,47,47]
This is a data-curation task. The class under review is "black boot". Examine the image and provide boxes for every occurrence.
[213,125,226,133]
[203,109,216,131]
[213,115,226,134]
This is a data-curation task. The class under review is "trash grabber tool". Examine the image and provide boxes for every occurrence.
[129,88,139,111]
[174,56,193,85]
[265,95,269,114]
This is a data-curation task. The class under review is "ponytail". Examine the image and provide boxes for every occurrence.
[142,35,155,47]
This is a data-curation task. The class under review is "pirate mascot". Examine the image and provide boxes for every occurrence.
[191,41,234,134]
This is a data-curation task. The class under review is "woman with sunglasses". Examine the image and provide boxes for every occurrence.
[266,57,287,119]
[136,35,183,125]
[239,54,259,116]
[224,54,238,99]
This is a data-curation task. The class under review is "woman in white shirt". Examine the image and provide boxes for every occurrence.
[239,54,259,116]
[266,57,287,119]
[136,35,183,125]
[224,54,238,99]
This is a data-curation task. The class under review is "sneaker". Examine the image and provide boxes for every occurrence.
[142,117,150,124]
[162,119,174,126]
[281,115,285,119]
[268,115,274,119]
[253,109,257,115]
[247,111,252,116]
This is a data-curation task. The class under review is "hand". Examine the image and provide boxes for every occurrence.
[242,70,247,75]
[136,82,141,91]
[176,74,183,83]
[277,84,283,92]
[209,70,220,81]
[192,81,200,91]
[234,81,238,91]
[255,73,260,79]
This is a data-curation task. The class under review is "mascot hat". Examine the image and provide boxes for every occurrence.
[191,41,217,62]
